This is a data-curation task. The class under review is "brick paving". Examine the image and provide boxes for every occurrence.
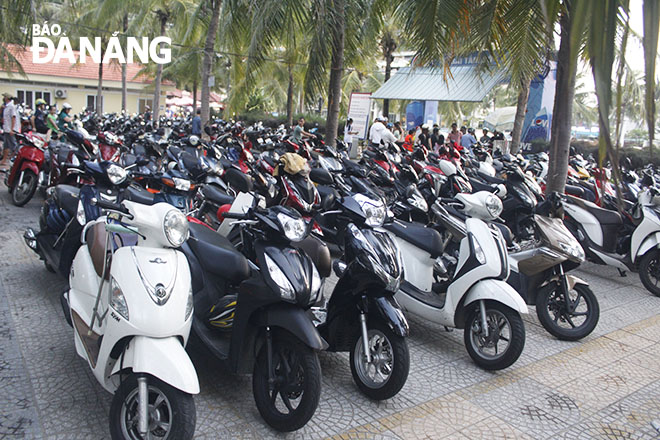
[0,185,659,439]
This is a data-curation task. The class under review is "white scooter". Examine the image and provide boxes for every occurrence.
[562,186,660,297]
[63,198,199,439]
[383,194,528,370]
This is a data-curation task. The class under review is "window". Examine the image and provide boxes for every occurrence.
[15,90,53,108]
[87,95,103,112]
[138,98,153,113]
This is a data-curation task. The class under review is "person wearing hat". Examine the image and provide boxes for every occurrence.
[57,102,74,131]
[31,98,49,134]
[369,116,386,146]
[1,92,20,169]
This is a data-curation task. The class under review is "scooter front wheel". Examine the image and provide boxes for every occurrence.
[252,332,321,432]
[536,282,599,340]
[109,374,196,440]
[11,170,38,207]
[464,302,525,371]
[638,250,660,297]
[350,320,409,400]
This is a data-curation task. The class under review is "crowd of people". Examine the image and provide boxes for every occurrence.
[362,115,506,154]
[0,93,78,171]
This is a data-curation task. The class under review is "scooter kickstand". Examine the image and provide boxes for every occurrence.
[617,269,627,277]
[443,326,453,332]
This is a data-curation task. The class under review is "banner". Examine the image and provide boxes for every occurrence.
[347,92,372,139]
[406,101,424,130]
[521,62,557,147]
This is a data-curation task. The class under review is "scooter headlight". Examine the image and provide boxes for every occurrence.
[277,212,306,242]
[407,192,428,212]
[76,200,86,225]
[485,194,503,218]
[354,193,386,227]
[110,278,129,320]
[471,235,487,265]
[106,163,127,184]
[163,209,189,247]
[309,264,323,305]
[172,177,191,191]
[184,287,194,321]
[264,253,295,301]
[559,241,585,261]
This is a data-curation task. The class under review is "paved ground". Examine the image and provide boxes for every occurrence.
[0,185,659,439]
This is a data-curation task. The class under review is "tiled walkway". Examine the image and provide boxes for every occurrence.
[0,186,659,439]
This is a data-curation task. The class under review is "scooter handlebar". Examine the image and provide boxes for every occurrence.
[91,197,131,215]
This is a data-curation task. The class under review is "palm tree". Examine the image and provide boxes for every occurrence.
[379,13,404,119]
[0,0,32,73]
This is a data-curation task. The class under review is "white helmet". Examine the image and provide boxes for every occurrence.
[62,102,72,110]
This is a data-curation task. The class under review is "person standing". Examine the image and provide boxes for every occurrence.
[403,129,415,152]
[1,93,20,169]
[31,98,48,134]
[368,117,385,145]
[460,128,477,151]
[191,108,202,135]
[417,124,432,149]
[344,118,357,144]
[447,122,462,145]
[430,126,444,152]
[480,128,491,144]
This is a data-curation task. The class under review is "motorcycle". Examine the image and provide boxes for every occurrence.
[63,198,198,439]
[5,132,48,206]
[563,185,660,297]
[180,205,325,431]
[385,199,528,370]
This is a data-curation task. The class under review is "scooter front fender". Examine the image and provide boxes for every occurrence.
[111,335,199,394]
[20,160,40,176]
[464,279,528,315]
[633,232,660,264]
[369,295,409,337]
[253,304,328,351]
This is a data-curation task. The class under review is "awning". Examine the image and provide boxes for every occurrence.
[371,65,507,102]
[483,106,517,132]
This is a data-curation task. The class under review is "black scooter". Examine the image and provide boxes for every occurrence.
[180,205,326,432]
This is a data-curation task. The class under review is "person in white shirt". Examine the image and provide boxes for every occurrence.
[369,117,386,145]
[380,127,397,145]
[1,92,20,169]
[344,118,357,144]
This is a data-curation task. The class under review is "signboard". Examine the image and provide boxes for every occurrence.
[347,92,371,139]
[424,100,438,126]
[521,61,557,146]
[406,101,424,130]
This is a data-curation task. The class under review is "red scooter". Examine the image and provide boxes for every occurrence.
[5,132,47,206]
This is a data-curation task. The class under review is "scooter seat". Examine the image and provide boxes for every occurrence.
[566,195,622,225]
[564,184,585,198]
[54,185,80,218]
[123,184,155,205]
[384,220,444,258]
[187,223,250,284]
[201,184,234,206]
[477,171,506,185]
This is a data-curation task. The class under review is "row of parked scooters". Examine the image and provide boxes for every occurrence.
[7,114,660,438]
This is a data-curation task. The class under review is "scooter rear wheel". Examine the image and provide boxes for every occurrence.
[638,250,660,297]
[464,301,525,370]
[536,282,599,340]
[252,332,321,432]
[109,374,196,440]
[11,170,38,207]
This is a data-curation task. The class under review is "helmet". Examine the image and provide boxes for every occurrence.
[62,102,72,110]
[189,135,200,146]
[35,98,47,106]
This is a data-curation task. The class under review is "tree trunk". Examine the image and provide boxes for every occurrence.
[96,49,103,114]
[325,0,345,147]
[382,51,393,119]
[121,14,128,112]
[286,64,294,127]
[202,0,222,134]
[152,14,167,123]
[510,77,531,153]
[546,10,577,194]
[192,79,198,112]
